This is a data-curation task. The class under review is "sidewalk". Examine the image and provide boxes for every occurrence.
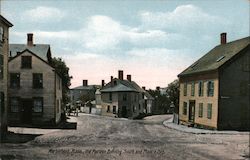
[163,117,250,135]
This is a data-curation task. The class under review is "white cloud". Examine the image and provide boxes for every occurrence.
[140,4,226,32]
[22,6,65,22]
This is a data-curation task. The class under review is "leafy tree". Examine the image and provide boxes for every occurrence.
[148,89,170,114]
[50,57,72,106]
[166,79,180,113]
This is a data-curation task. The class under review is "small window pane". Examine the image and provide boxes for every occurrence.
[183,102,187,115]
[21,56,32,68]
[10,97,19,112]
[198,103,203,117]
[207,103,212,119]
[33,73,43,88]
[33,98,43,113]
[10,73,20,88]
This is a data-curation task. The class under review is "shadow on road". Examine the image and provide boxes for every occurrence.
[2,132,41,144]
[8,121,77,130]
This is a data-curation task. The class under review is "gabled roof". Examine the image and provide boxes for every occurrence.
[9,44,50,62]
[100,78,143,93]
[9,49,53,68]
[0,15,13,27]
[179,36,250,77]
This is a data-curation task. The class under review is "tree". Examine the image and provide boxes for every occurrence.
[50,57,72,106]
[166,79,180,113]
[148,89,170,114]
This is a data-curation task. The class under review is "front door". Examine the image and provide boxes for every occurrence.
[21,99,32,124]
[189,101,195,123]
[121,106,127,118]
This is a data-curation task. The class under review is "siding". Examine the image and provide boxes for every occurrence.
[218,48,250,130]
[179,72,219,129]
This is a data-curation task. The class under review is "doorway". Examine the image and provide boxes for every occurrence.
[189,100,195,123]
[21,99,32,124]
[121,106,127,118]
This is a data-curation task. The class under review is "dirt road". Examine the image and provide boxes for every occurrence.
[0,114,249,160]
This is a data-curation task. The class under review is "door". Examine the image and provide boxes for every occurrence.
[189,101,195,123]
[121,106,127,118]
[21,99,32,124]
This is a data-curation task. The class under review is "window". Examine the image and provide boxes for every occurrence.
[0,92,5,113]
[33,97,43,113]
[191,82,195,96]
[0,54,3,79]
[10,73,20,88]
[10,97,19,112]
[107,105,110,112]
[183,83,187,96]
[21,56,32,68]
[123,93,127,101]
[134,94,136,102]
[207,103,212,119]
[33,73,43,88]
[0,27,3,42]
[139,104,141,110]
[207,81,214,97]
[109,93,112,101]
[113,106,116,114]
[198,103,203,118]
[183,102,187,115]
[198,81,204,97]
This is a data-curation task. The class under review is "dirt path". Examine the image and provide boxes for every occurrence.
[0,114,249,160]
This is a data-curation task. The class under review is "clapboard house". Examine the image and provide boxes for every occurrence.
[0,15,13,141]
[178,33,250,130]
[8,33,62,126]
[100,70,145,118]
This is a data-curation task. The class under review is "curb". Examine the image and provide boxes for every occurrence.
[163,120,250,135]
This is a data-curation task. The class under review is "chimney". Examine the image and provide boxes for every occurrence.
[220,33,227,44]
[156,86,160,91]
[127,75,131,82]
[111,76,114,86]
[27,33,33,46]
[118,70,123,80]
[142,86,146,90]
[83,80,88,86]
[102,80,105,87]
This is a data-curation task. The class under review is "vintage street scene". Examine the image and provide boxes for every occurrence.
[0,0,249,160]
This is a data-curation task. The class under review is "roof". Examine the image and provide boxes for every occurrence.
[9,49,53,69]
[9,44,50,62]
[179,36,250,77]
[71,85,96,90]
[0,15,13,27]
[144,91,154,100]
[100,78,144,93]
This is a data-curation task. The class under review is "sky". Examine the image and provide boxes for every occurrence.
[1,0,249,89]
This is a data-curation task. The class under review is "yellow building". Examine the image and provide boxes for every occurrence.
[178,33,249,130]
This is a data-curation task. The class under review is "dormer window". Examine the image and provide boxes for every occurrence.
[216,56,225,62]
